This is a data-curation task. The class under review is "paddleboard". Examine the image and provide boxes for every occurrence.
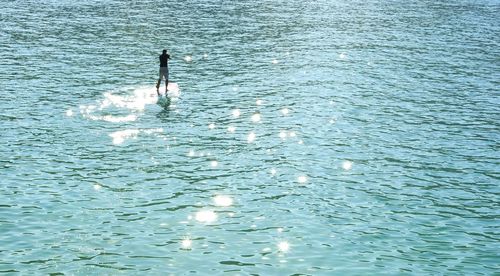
[156,82,180,108]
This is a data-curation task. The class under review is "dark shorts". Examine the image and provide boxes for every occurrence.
[159,67,169,80]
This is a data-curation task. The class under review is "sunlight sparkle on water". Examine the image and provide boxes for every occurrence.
[256,99,263,105]
[278,241,290,252]
[109,129,140,145]
[297,175,308,184]
[342,160,353,170]
[184,55,192,62]
[181,238,192,250]
[195,210,217,223]
[232,109,241,118]
[213,195,233,207]
[279,131,287,139]
[65,109,73,117]
[210,160,218,168]
[270,168,277,176]
[102,114,137,123]
[247,132,256,143]
[251,113,261,123]
[188,150,195,157]
[281,108,290,115]
[227,126,236,133]
[208,123,215,129]
[93,184,102,191]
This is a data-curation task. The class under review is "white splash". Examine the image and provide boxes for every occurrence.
[256,99,263,106]
[210,160,218,168]
[272,59,279,64]
[339,53,347,59]
[227,126,236,133]
[184,55,193,62]
[281,108,290,115]
[66,109,73,117]
[208,123,216,129]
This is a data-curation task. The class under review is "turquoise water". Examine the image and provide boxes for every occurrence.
[1,0,499,274]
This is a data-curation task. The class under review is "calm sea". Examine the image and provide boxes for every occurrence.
[1,0,499,274]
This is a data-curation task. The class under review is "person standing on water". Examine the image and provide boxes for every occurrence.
[156,49,170,95]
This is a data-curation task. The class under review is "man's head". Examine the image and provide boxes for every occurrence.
[163,49,167,54]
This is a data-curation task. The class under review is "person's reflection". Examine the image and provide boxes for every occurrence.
[156,106,171,121]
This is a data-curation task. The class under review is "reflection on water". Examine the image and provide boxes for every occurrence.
[247,131,257,143]
[278,241,290,253]
[181,238,193,250]
[251,112,262,123]
[213,195,233,207]
[297,175,308,184]
[232,108,241,118]
[342,160,353,171]
[1,0,499,275]
[194,210,218,223]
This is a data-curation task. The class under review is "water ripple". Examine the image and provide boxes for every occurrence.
[1,0,499,274]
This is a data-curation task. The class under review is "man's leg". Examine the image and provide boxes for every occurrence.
[156,68,162,95]
[165,70,169,94]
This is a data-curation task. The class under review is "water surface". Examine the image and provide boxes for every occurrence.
[1,0,499,274]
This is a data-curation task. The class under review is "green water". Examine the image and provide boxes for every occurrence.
[1,0,499,274]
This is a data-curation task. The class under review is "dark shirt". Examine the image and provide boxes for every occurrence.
[159,53,170,67]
